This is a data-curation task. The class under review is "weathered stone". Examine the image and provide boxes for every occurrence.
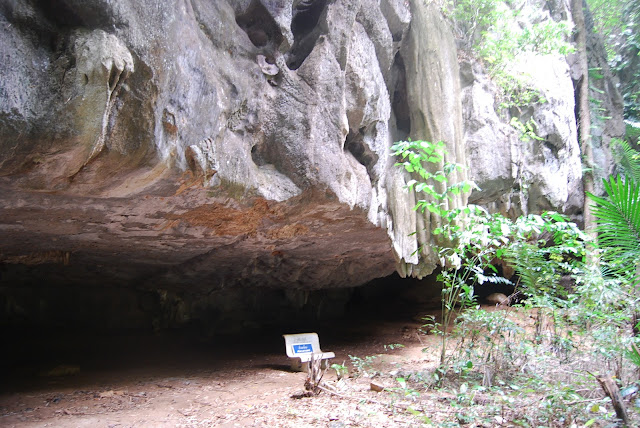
[390,1,468,277]
[461,0,623,221]
[462,54,584,217]
[66,29,134,176]
[461,60,520,212]
[0,0,623,330]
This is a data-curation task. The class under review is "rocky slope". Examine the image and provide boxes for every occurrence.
[0,0,624,329]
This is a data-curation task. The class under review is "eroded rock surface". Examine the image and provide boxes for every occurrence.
[0,0,623,329]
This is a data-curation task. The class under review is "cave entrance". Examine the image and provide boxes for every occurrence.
[1,272,520,425]
[1,273,445,395]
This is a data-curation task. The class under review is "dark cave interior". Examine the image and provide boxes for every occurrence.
[0,266,518,395]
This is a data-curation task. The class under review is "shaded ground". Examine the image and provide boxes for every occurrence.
[0,308,440,427]
[3,303,638,427]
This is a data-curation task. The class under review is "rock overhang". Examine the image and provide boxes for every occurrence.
[0,0,625,330]
[0,176,397,292]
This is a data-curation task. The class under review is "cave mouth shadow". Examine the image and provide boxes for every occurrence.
[0,271,523,393]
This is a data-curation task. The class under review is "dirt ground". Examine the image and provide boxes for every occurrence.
[4,302,633,428]
[0,308,448,428]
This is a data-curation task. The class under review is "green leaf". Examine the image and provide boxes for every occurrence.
[427,204,442,215]
[589,175,640,273]
[612,138,640,182]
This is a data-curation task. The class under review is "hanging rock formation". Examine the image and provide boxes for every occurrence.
[0,0,624,329]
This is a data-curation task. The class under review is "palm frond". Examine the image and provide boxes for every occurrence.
[589,176,640,271]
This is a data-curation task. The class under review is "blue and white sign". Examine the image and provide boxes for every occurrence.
[293,343,313,354]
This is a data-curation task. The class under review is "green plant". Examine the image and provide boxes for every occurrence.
[383,343,405,351]
[586,0,639,117]
[476,15,574,74]
[452,308,526,385]
[434,216,511,368]
[392,139,592,374]
[586,0,629,60]
[390,377,421,400]
[625,342,640,368]
[390,139,474,222]
[498,76,547,112]
[502,211,588,301]
[330,363,348,380]
[447,0,573,74]
[627,122,640,144]
[509,117,545,142]
[348,354,378,378]
[588,144,640,383]
[446,0,575,139]
[589,175,640,282]
[612,138,640,182]
[392,140,496,370]
[420,314,438,336]
[390,134,640,425]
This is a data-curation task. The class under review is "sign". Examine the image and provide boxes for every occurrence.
[293,343,313,354]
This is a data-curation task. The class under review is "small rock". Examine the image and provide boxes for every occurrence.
[370,381,385,392]
[257,55,279,76]
[486,292,509,306]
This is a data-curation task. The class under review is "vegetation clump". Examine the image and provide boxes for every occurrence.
[325,1,640,425]
[387,137,640,426]
[446,0,574,123]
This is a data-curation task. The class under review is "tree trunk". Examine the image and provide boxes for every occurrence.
[596,374,630,426]
[572,0,596,237]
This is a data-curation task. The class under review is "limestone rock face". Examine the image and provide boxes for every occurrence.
[0,0,623,328]
[462,55,584,217]
[69,29,135,175]
[390,1,468,277]
[460,0,624,221]
[0,0,409,296]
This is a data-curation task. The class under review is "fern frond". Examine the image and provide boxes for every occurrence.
[612,139,640,183]
[502,242,555,292]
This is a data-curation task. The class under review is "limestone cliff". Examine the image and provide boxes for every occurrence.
[0,0,624,328]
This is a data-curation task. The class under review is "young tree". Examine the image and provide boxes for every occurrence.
[572,0,597,239]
